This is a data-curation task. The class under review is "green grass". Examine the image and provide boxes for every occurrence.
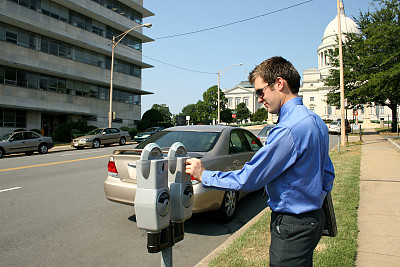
[209,143,362,267]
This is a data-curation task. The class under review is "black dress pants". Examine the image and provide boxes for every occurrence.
[269,208,325,267]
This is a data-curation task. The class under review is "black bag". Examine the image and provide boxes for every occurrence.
[322,191,337,237]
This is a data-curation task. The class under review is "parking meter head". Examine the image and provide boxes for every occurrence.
[135,143,170,231]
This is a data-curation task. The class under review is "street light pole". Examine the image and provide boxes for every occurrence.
[337,0,346,146]
[217,63,242,124]
[108,23,152,127]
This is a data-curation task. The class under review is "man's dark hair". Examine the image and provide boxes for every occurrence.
[248,56,301,94]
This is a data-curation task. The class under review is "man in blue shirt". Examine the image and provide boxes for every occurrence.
[186,56,335,266]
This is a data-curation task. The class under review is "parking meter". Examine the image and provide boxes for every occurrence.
[168,142,193,223]
[134,143,170,232]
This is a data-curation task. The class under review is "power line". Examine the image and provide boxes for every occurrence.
[132,0,315,74]
[154,0,314,40]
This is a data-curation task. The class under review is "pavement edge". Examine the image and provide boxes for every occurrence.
[195,207,270,267]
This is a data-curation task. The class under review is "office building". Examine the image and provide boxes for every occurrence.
[0,0,154,135]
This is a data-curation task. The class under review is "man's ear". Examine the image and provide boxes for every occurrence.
[276,77,285,91]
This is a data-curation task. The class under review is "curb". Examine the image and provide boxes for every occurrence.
[195,207,270,267]
[386,138,400,153]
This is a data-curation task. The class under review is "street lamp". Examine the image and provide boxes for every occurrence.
[108,23,152,127]
[217,63,242,124]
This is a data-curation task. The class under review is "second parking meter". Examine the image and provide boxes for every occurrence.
[134,143,170,232]
[168,142,193,223]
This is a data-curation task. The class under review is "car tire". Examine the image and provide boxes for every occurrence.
[0,148,4,158]
[119,137,126,145]
[92,139,101,148]
[38,144,48,154]
[218,191,238,223]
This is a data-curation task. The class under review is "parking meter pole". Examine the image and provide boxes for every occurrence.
[161,247,172,267]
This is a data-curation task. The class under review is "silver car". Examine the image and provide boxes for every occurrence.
[104,125,263,222]
[256,124,276,144]
[71,127,131,149]
[0,130,54,158]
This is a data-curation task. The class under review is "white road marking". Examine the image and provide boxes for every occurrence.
[0,187,21,193]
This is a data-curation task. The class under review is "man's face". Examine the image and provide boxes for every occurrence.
[254,76,281,114]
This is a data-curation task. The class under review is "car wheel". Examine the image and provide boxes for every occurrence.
[0,148,4,158]
[38,144,48,154]
[92,139,101,148]
[119,137,126,145]
[218,191,238,223]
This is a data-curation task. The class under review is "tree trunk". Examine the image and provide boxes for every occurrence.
[390,104,398,133]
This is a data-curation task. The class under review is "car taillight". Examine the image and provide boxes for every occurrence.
[108,157,119,177]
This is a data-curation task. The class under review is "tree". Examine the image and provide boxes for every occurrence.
[142,109,163,122]
[181,104,198,124]
[326,0,400,131]
[236,102,251,122]
[202,85,228,121]
[151,104,172,122]
[251,108,268,122]
[221,108,234,124]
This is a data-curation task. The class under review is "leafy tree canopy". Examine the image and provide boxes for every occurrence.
[251,107,268,122]
[151,104,172,122]
[236,102,251,122]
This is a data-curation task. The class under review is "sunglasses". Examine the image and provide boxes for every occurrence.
[255,82,274,98]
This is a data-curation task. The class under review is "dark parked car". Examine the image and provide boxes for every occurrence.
[0,130,54,158]
[104,125,263,222]
[133,127,164,143]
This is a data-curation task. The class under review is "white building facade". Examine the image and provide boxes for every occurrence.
[300,5,392,122]
[0,0,154,135]
[223,81,277,123]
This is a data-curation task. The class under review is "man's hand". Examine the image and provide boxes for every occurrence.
[185,158,205,182]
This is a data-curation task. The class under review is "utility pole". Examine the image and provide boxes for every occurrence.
[337,0,346,146]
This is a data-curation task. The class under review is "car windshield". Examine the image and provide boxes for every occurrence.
[1,133,13,141]
[144,127,159,132]
[259,125,275,136]
[136,131,221,152]
[87,129,103,135]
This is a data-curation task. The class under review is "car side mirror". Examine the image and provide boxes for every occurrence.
[9,138,14,142]
[102,132,106,135]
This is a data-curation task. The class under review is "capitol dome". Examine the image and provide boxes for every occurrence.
[318,4,360,75]
[322,8,360,45]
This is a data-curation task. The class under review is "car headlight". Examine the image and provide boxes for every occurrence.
[142,134,150,138]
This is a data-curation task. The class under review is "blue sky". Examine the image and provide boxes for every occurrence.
[140,0,373,115]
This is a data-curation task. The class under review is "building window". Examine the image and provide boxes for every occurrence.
[235,97,241,107]
[310,106,315,112]
[244,97,249,106]
[379,106,385,114]
[0,22,141,78]
[228,98,233,108]
[310,97,314,101]
[0,64,141,105]
[0,108,26,128]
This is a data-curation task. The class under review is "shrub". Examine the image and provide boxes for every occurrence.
[53,119,94,142]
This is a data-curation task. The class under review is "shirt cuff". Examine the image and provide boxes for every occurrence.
[201,170,218,187]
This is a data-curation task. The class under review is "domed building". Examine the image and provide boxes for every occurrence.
[299,3,391,122]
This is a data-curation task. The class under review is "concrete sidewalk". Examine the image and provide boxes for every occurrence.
[356,127,400,266]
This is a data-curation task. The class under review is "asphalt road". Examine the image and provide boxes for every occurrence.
[0,144,267,267]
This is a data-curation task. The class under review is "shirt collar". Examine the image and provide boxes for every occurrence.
[279,97,303,120]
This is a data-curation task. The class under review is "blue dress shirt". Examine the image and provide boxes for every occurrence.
[201,97,335,214]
